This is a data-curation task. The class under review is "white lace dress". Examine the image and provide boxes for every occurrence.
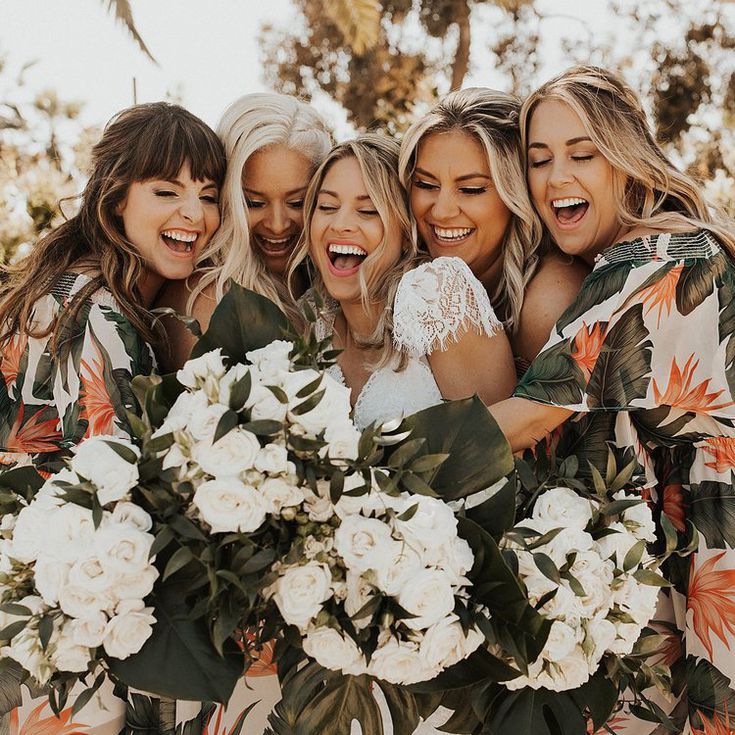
[314,256,503,430]
[314,257,503,734]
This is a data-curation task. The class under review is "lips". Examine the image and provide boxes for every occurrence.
[326,242,367,277]
[428,224,475,246]
[253,233,299,258]
[551,197,589,227]
[160,229,198,257]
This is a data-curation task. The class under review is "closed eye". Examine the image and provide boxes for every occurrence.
[155,189,177,197]
[529,159,551,169]
[201,194,219,203]
[245,199,265,209]
[288,199,304,209]
[413,179,437,190]
[572,155,594,162]
[459,187,487,195]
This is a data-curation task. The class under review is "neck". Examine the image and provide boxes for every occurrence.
[137,270,165,308]
[339,297,383,346]
[474,252,505,296]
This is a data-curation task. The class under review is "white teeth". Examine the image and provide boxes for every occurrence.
[161,230,198,242]
[552,198,587,208]
[262,237,291,245]
[433,226,473,240]
[328,244,367,256]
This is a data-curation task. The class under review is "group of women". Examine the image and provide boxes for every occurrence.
[1,64,734,735]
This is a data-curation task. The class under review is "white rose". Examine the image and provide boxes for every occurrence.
[177,348,226,389]
[35,468,78,509]
[543,621,578,663]
[193,479,267,533]
[71,436,140,505]
[344,571,378,629]
[51,630,91,673]
[549,651,592,691]
[187,402,231,443]
[323,421,360,463]
[436,536,475,586]
[194,428,261,478]
[596,522,640,568]
[59,584,114,618]
[0,594,45,636]
[94,525,154,577]
[161,443,190,474]
[333,475,382,519]
[255,443,289,475]
[285,371,352,435]
[261,477,305,515]
[272,562,333,630]
[114,567,159,601]
[614,491,657,543]
[103,601,156,659]
[110,503,153,533]
[613,576,659,626]
[246,341,293,382]
[303,626,366,675]
[304,485,335,523]
[574,562,615,619]
[162,389,208,430]
[420,615,484,669]
[375,543,424,596]
[10,504,55,563]
[585,618,617,664]
[609,621,642,656]
[368,638,437,685]
[248,383,289,423]
[397,569,456,630]
[45,503,96,563]
[395,495,458,555]
[70,612,109,648]
[533,487,596,530]
[34,559,71,605]
[524,519,594,567]
[334,516,399,574]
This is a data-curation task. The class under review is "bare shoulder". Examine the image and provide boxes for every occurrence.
[513,252,590,362]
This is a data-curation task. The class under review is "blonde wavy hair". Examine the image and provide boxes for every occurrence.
[520,65,735,255]
[192,93,332,312]
[398,88,544,333]
[290,134,423,370]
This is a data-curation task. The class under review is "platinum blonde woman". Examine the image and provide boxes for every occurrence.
[399,87,588,376]
[157,92,331,371]
[489,65,735,734]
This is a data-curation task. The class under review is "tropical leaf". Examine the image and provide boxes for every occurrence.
[103,0,157,63]
[108,579,242,703]
[687,657,735,725]
[689,480,735,549]
[675,251,726,316]
[0,661,24,715]
[718,281,735,397]
[392,397,514,501]
[466,476,516,540]
[516,339,586,407]
[324,0,381,55]
[374,680,421,735]
[587,303,653,409]
[190,283,292,364]
[555,411,618,478]
[556,262,632,333]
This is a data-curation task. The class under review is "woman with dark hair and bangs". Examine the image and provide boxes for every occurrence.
[0,102,225,478]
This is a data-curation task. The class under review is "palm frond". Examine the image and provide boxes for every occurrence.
[104,0,157,64]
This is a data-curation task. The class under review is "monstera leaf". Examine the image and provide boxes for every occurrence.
[392,396,515,502]
[190,282,292,364]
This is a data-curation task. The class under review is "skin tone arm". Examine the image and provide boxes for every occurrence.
[429,326,516,406]
[487,396,573,453]
[154,274,217,372]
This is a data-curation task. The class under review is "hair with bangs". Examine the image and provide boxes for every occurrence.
[191,93,332,314]
[290,133,423,370]
[0,102,226,350]
[398,88,543,332]
[520,65,735,256]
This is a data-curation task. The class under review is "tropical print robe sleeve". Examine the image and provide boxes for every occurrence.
[0,273,154,473]
[515,230,735,735]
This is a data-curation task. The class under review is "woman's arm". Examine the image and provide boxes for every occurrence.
[429,327,516,406]
[154,274,217,372]
[486,396,573,453]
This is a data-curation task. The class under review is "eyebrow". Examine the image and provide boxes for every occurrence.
[244,186,306,197]
[158,178,218,190]
[414,167,491,182]
[317,190,372,200]
[528,136,593,149]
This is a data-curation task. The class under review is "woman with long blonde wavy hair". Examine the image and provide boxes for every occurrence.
[399,87,588,376]
[157,92,331,371]
[488,65,735,734]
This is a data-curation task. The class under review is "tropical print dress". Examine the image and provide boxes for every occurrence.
[0,273,281,734]
[515,231,735,735]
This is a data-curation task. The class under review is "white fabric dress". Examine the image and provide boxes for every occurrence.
[314,256,503,734]
[315,256,503,430]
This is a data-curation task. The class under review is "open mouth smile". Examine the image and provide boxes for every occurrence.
[551,197,589,227]
[327,242,368,277]
[430,225,475,245]
[161,229,198,256]
[254,233,299,258]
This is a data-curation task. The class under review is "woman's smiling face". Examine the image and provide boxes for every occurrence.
[526,99,623,264]
[409,129,511,283]
[309,156,402,305]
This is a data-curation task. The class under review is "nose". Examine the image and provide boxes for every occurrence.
[180,192,204,224]
[329,206,357,233]
[549,158,574,189]
[264,203,291,236]
[429,188,460,222]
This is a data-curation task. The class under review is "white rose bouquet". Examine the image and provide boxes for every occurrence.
[0,436,157,705]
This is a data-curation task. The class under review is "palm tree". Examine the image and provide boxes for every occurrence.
[102,0,157,64]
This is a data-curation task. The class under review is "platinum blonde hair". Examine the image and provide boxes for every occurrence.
[520,65,735,255]
[191,92,332,311]
[290,134,423,370]
[399,87,544,332]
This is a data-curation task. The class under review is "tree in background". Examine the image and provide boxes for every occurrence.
[260,0,735,214]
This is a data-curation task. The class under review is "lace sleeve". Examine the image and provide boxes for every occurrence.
[392,256,503,356]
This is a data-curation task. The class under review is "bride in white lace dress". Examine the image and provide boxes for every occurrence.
[289,134,515,732]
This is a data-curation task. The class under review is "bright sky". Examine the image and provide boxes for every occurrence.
[0,0,651,136]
